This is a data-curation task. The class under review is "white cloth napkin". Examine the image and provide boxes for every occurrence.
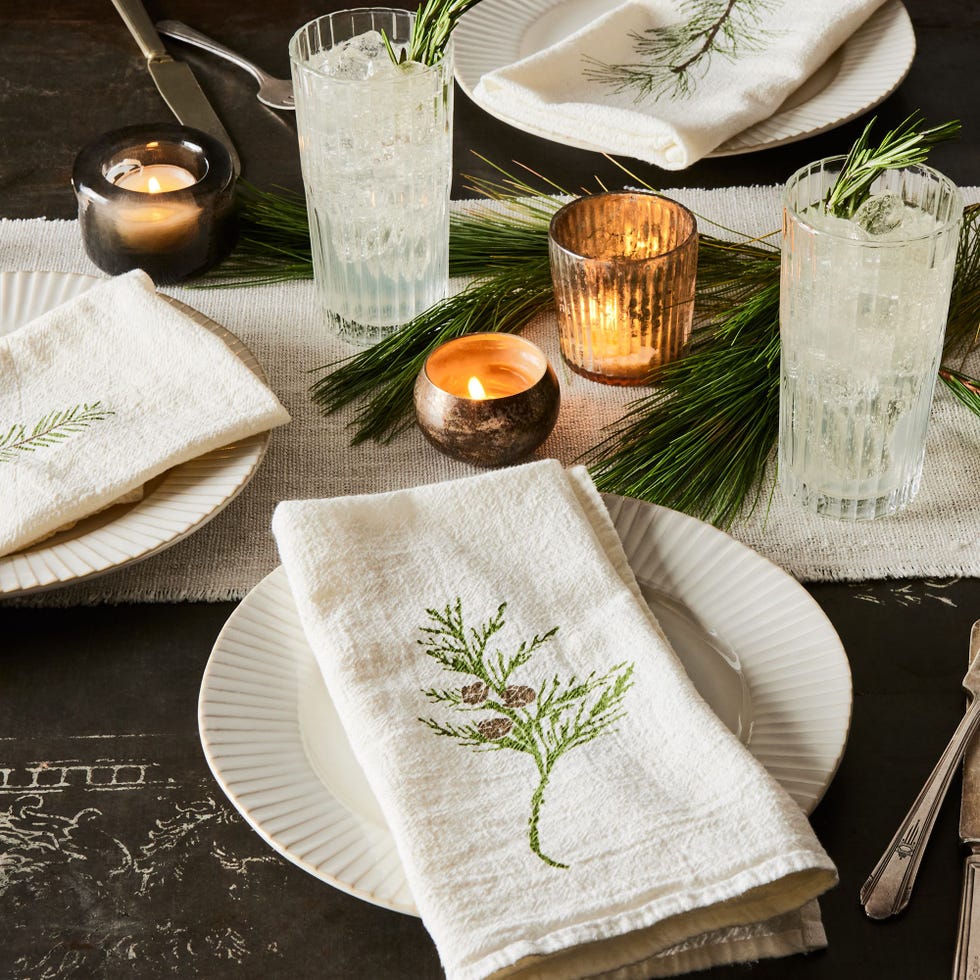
[0,269,290,557]
[272,460,837,980]
[473,0,887,169]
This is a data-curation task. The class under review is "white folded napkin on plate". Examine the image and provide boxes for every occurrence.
[0,269,289,557]
[473,0,887,169]
[272,460,837,980]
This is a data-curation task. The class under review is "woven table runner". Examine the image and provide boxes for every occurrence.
[2,185,978,606]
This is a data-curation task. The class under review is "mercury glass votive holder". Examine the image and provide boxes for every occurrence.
[414,333,560,467]
[72,123,236,285]
[548,192,698,385]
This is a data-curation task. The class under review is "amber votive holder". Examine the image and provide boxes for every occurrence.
[414,333,560,467]
[548,192,698,385]
[72,123,236,285]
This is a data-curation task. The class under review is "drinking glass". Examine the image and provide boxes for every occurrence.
[290,8,453,346]
[779,159,962,520]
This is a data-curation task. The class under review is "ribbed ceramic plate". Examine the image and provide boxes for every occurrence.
[0,270,270,596]
[454,0,915,158]
[199,495,852,915]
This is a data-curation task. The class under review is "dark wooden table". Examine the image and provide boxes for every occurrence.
[2,2,979,977]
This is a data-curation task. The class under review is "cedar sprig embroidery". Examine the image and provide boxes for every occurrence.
[0,402,115,463]
[418,599,634,869]
[583,0,781,101]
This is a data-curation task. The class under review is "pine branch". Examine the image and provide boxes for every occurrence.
[419,600,632,868]
[939,368,980,415]
[583,0,780,101]
[0,402,115,463]
[201,182,313,287]
[588,279,781,527]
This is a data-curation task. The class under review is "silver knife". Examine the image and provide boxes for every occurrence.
[861,621,980,918]
[953,621,980,979]
[110,0,241,175]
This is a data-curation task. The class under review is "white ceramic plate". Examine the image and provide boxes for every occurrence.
[0,270,271,596]
[199,495,852,915]
[454,0,915,158]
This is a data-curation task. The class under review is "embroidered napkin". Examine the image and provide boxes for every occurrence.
[272,460,837,979]
[473,0,888,169]
[0,269,289,557]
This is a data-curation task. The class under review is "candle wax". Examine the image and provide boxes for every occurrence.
[114,164,198,194]
[111,165,201,250]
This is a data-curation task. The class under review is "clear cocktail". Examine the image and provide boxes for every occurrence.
[290,9,453,346]
[779,160,962,520]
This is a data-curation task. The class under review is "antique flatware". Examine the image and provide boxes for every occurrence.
[860,620,980,919]
[953,622,980,977]
[109,0,241,174]
[156,20,295,111]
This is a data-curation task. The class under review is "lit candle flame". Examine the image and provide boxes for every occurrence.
[147,176,162,194]
[467,376,487,400]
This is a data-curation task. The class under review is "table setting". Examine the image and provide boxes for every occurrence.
[2,0,980,978]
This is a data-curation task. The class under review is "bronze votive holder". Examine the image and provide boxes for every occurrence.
[414,333,560,467]
[548,192,698,385]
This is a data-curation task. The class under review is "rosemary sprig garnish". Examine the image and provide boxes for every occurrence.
[409,0,480,65]
[824,114,961,218]
[380,0,481,66]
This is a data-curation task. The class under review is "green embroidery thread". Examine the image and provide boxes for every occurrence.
[0,402,115,463]
[583,0,781,102]
[418,599,634,870]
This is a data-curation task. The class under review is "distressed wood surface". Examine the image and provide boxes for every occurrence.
[1,1,979,977]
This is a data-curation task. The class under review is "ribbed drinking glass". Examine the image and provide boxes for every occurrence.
[779,159,962,520]
[290,8,452,346]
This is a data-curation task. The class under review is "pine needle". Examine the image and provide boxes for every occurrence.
[940,367,980,415]
[588,280,781,527]
[202,182,313,287]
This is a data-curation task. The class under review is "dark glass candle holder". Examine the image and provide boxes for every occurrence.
[72,123,236,285]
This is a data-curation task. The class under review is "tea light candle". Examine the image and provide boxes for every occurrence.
[72,124,236,285]
[414,333,560,467]
[548,192,698,385]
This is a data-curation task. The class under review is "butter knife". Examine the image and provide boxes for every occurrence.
[953,621,980,978]
[110,0,241,175]
[861,620,980,919]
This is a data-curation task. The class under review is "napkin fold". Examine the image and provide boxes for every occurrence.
[0,269,289,557]
[272,460,837,979]
[473,0,887,169]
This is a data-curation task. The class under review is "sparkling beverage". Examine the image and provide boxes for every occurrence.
[779,161,962,520]
[290,10,452,346]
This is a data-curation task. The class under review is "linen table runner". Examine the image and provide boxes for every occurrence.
[1,185,979,605]
[272,461,836,979]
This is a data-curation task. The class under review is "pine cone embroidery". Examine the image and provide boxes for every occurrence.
[476,717,513,740]
[502,685,536,707]
[419,598,635,870]
[461,681,489,705]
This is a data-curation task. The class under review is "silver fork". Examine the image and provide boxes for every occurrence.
[156,20,294,110]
